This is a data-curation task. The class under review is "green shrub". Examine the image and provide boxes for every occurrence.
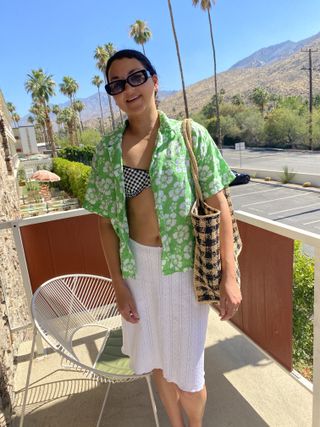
[293,241,314,380]
[58,145,96,166]
[52,158,91,204]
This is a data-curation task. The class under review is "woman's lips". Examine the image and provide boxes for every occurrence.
[126,95,141,103]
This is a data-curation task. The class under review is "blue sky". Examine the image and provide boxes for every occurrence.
[1,0,320,116]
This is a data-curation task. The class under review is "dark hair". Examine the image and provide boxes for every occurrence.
[105,49,157,82]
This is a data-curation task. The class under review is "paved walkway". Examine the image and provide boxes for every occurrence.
[13,310,312,427]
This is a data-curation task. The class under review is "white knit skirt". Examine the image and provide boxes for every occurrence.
[121,239,209,392]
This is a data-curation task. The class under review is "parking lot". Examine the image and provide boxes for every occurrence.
[230,180,320,236]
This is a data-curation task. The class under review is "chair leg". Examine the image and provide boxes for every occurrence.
[19,326,37,427]
[146,375,160,427]
[96,382,111,427]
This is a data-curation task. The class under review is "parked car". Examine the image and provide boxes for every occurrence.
[230,170,250,186]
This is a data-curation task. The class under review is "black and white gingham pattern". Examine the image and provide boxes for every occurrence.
[123,165,151,198]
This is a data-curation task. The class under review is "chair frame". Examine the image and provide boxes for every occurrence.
[19,274,160,427]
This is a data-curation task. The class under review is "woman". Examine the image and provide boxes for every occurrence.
[83,49,242,427]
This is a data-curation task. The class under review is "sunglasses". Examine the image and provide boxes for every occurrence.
[105,69,151,96]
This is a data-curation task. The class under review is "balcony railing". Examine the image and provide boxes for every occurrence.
[1,208,319,426]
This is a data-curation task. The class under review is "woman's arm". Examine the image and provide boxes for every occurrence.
[205,190,242,320]
[99,216,139,323]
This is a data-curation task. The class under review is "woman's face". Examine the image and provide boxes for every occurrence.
[107,57,158,117]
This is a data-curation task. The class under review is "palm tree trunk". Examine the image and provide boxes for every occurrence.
[107,94,115,130]
[142,44,146,56]
[0,111,13,174]
[97,87,105,134]
[102,76,115,130]
[43,105,57,157]
[67,122,74,145]
[207,9,222,150]
[167,0,189,118]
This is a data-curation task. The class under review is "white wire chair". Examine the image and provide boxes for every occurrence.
[19,274,160,427]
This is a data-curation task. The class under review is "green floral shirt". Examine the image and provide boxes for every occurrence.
[83,111,235,279]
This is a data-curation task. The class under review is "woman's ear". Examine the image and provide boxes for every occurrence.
[152,75,159,92]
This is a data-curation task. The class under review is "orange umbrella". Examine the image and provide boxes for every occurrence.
[31,170,60,182]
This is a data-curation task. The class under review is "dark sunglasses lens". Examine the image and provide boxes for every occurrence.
[128,70,148,87]
[106,81,125,95]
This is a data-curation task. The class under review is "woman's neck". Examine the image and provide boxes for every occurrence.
[126,107,159,139]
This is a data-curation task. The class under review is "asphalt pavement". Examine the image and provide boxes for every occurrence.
[230,180,320,236]
[224,148,320,174]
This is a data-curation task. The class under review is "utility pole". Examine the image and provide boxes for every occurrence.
[301,48,318,151]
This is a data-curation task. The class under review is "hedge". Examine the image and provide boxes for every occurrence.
[52,158,91,204]
[58,145,95,165]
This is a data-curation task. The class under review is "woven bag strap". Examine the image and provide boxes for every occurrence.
[181,119,204,203]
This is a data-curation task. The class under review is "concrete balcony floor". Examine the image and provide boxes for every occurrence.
[12,310,312,427]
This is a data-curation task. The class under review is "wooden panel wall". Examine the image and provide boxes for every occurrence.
[231,221,294,371]
[20,214,109,293]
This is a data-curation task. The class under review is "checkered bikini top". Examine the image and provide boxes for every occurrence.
[123,165,151,198]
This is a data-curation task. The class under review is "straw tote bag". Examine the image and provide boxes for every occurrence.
[181,119,242,305]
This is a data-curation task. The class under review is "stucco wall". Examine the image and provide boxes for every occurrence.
[0,140,30,426]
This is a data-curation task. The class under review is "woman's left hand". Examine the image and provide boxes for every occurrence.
[218,277,242,321]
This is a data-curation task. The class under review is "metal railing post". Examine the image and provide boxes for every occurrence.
[312,246,320,427]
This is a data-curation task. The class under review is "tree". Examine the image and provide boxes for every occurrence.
[57,107,77,146]
[91,75,105,134]
[192,0,222,149]
[249,87,270,115]
[231,94,244,106]
[29,103,48,142]
[59,76,80,143]
[11,113,20,128]
[59,76,79,105]
[6,102,16,114]
[167,0,189,118]
[73,100,85,132]
[25,68,57,156]
[129,20,152,55]
[264,107,307,149]
[94,44,116,130]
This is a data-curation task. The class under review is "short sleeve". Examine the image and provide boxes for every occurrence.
[82,141,117,219]
[192,122,235,199]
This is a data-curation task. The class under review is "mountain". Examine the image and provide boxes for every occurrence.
[230,32,320,69]
[20,89,177,126]
[159,32,320,118]
[20,32,320,127]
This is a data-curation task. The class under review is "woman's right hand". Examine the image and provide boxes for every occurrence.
[113,280,140,324]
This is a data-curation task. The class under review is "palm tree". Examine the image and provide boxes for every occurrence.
[29,103,47,142]
[52,105,62,134]
[57,107,77,145]
[91,75,105,134]
[249,87,270,115]
[59,76,79,143]
[12,113,20,128]
[129,20,152,55]
[6,102,19,127]
[192,0,221,148]
[167,0,189,118]
[25,68,57,157]
[6,102,16,114]
[94,44,116,130]
[73,100,85,133]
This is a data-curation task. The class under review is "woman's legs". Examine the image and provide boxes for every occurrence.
[152,369,207,427]
[179,386,207,427]
[153,369,185,427]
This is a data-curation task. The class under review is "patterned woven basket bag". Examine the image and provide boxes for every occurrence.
[181,119,242,305]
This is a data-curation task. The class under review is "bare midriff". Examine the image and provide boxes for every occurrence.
[126,187,162,247]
